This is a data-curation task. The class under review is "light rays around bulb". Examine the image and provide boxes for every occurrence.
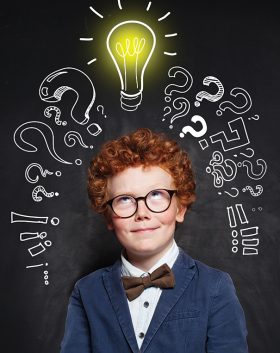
[79,38,94,41]
[165,33,177,38]
[117,0,122,10]
[158,12,171,21]
[87,58,97,65]
[164,51,177,56]
[89,6,104,18]
[146,2,152,11]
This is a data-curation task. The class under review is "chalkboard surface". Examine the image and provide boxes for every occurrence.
[1,1,280,352]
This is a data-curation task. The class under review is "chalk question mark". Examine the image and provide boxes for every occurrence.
[32,185,59,202]
[97,105,107,118]
[39,67,96,125]
[195,76,224,107]
[163,66,193,127]
[25,163,61,184]
[180,115,207,138]
[164,66,193,98]
[44,106,67,126]
[13,121,72,164]
[216,87,252,116]
[169,97,190,129]
[64,131,93,149]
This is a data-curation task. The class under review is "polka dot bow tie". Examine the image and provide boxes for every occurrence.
[122,263,175,301]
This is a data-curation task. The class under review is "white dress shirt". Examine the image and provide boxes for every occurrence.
[121,240,179,348]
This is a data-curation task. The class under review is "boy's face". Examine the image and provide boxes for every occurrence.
[106,166,187,264]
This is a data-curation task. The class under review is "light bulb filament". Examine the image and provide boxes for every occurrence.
[115,37,146,90]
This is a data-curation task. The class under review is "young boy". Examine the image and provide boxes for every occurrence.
[60,128,248,353]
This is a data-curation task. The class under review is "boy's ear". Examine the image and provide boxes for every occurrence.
[176,205,187,223]
[107,221,114,231]
[105,213,114,231]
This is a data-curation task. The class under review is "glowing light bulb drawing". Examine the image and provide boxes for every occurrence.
[107,20,156,111]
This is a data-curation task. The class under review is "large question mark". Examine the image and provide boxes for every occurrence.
[163,66,193,127]
[164,66,193,97]
[39,67,96,125]
[180,115,207,138]
[216,87,252,116]
[13,121,72,164]
[195,76,224,107]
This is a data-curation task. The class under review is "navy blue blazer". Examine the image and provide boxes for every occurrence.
[60,249,248,353]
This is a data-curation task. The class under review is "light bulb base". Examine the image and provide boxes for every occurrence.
[120,91,142,111]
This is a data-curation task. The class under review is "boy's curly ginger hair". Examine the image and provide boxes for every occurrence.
[88,128,196,215]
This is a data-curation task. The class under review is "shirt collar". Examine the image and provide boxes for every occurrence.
[121,240,179,277]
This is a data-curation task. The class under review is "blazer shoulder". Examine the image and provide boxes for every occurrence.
[193,258,236,297]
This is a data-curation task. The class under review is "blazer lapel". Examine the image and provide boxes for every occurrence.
[103,260,139,353]
[140,249,196,353]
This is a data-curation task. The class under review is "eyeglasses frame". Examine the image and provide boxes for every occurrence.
[106,189,177,219]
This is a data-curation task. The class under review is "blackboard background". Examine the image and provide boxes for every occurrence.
[1,1,280,352]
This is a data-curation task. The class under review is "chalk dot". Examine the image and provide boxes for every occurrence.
[237,162,242,167]
[169,125,173,129]
[232,230,238,237]
[162,118,165,121]
[55,192,59,197]
[55,171,62,177]
[179,132,184,138]
[165,96,171,103]
[75,159,82,165]
[258,207,263,211]
[44,275,48,280]
[45,281,49,286]
[232,239,238,246]
[45,263,48,266]
[51,217,60,226]
[216,110,222,116]
[206,167,211,174]
[44,270,48,275]
[194,101,200,107]
[90,145,93,149]
[45,240,52,247]
[232,246,238,253]
[62,121,67,126]
[252,208,256,212]
[218,192,222,195]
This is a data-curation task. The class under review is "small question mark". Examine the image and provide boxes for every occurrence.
[32,185,59,202]
[13,121,72,164]
[242,185,263,197]
[25,163,61,184]
[239,159,267,180]
[169,97,190,129]
[180,115,207,138]
[64,131,92,149]
[248,114,260,121]
[162,106,172,120]
[44,106,67,126]
[224,187,239,198]
[195,76,224,107]
[216,87,252,116]
[97,104,107,118]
